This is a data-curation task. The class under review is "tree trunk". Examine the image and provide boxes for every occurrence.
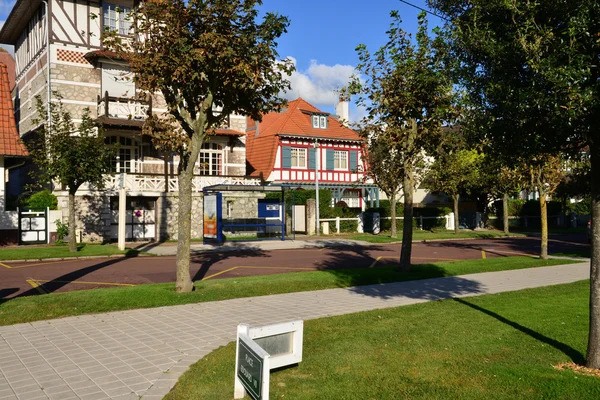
[586,139,600,369]
[390,192,397,239]
[503,193,510,234]
[453,194,459,234]
[175,128,204,293]
[68,191,77,252]
[399,167,414,272]
[539,193,548,260]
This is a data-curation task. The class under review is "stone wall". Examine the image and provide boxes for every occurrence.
[56,193,112,243]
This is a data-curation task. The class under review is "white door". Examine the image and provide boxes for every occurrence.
[293,205,306,233]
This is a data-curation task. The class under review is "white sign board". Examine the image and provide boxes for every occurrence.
[234,320,304,400]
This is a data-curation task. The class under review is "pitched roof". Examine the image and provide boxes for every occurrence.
[246,98,361,178]
[0,62,28,157]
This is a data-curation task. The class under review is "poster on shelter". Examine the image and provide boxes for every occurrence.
[204,194,218,239]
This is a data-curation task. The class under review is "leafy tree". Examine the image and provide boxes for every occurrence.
[29,96,113,252]
[480,157,524,234]
[359,124,409,238]
[523,155,565,259]
[102,0,293,292]
[351,11,454,270]
[430,0,600,368]
[424,147,482,234]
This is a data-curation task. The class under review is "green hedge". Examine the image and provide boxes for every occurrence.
[493,199,563,217]
[22,190,58,210]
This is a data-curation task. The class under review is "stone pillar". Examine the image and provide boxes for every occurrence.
[0,155,5,211]
[306,199,316,236]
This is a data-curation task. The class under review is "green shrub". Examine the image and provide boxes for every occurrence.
[55,220,69,243]
[521,199,562,216]
[24,190,58,210]
[566,198,591,215]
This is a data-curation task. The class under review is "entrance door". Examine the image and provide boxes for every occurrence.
[110,197,156,240]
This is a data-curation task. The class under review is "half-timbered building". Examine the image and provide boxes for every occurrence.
[246,98,378,210]
[0,0,259,242]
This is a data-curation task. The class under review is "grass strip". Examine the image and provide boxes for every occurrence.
[0,256,578,326]
[165,280,598,400]
[0,243,142,261]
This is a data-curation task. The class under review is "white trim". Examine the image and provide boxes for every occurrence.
[53,60,95,69]
[53,79,101,88]
[225,163,246,168]
[51,98,97,106]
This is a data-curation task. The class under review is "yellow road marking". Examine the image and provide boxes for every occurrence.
[33,280,135,287]
[369,256,384,268]
[0,262,12,269]
[26,279,49,294]
[481,251,486,259]
[202,267,239,281]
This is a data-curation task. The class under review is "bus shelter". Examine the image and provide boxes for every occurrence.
[202,184,299,244]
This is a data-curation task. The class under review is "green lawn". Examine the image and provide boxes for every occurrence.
[165,280,598,400]
[347,229,526,243]
[0,256,578,326]
[0,243,142,260]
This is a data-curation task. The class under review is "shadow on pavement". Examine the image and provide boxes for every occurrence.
[0,288,18,299]
[1,255,140,302]
[454,297,585,364]
[191,245,268,281]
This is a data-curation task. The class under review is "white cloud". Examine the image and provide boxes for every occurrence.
[282,58,357,108]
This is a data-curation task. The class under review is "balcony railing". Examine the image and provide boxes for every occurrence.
[97,91,152,121]
[100,173,261,193]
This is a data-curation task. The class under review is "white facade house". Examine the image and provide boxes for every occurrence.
[0,0,258,242]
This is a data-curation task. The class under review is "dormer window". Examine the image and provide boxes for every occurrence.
[312,114,328,129]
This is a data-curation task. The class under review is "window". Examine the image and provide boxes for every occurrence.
[103,3,132,35]
[105,136,137,173]
[312,115,319,128]
[320,116,327,129]
[291,148,307,168]
[311,114,328,129]
[334,150,348,170]
[199,143,222,176]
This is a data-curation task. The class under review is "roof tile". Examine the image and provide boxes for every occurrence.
[0,62,28,157]
[246,98,361,178]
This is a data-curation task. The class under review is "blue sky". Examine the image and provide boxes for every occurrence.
[0,0,443,120]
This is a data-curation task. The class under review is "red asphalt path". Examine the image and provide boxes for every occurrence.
[0,236,589,299]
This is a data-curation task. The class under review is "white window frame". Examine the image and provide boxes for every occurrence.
[291,148,307,169]
[103,3,132,35]
[319,116,327,129]
[312,115,319,128]
[199,143,223,176]
[334,150,348,170]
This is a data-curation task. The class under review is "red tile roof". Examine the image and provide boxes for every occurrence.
[246,98,361,178]
[211,128,245,136]
[0,62,28,157]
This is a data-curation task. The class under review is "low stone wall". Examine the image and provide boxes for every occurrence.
[52,191,264,243]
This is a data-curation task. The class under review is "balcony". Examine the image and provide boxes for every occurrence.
[101,173,262,194]
[96,92,152,127]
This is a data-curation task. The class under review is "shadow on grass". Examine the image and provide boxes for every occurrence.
[454,297,585,364]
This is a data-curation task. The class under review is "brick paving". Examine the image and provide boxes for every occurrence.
[0,262,590,399]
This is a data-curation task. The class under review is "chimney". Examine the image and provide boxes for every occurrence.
[335,88,350,127]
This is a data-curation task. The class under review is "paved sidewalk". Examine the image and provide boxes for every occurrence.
[0,262,590,400]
